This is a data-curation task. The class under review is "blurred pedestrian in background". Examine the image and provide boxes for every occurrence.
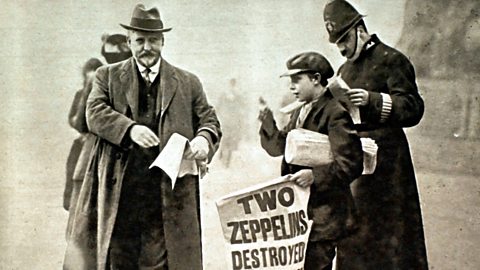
[63,33,132,239]
[217,78,246,167]
[63,57,102,232]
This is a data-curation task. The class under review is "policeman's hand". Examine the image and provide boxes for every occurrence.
[346,88,369,106]
[186,136,209,160]
[129,125,160,148]
[289,169,314,188]
[258,107,276,134]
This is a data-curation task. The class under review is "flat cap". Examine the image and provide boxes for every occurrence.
[280,52,334,79]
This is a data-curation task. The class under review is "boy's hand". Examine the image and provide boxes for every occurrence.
[289,169,314,188]
[258,107,276,134]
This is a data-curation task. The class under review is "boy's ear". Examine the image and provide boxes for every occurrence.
[314,73,322,85]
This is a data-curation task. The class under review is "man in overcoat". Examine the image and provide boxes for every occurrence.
[64,4,221,270]
[322,1,428,269]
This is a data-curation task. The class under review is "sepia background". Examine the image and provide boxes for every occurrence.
[0,0,478,269]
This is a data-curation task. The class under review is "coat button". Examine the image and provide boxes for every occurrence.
[115,153,122,159]
[110,178,117,185]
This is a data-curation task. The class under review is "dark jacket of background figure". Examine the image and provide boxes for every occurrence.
[64,80,97,238]
[63,58,221,270]
[335,35,429,270]
[260,93,364,242]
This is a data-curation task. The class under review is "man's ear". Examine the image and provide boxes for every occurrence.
[357,25,370,42]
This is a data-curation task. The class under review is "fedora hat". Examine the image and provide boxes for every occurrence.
[120,4,172,32]
[323,0,365,43]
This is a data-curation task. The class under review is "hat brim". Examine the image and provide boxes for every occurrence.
[120,23,172,33]
[330,15,365,44]
[280,69,312,77]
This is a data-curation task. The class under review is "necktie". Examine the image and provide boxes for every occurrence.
[144,68,152,87]
[296,103,312,128]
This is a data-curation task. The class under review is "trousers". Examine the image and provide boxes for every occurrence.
[108,147,167,270]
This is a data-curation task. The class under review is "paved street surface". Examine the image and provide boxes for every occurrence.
[0,141,478,269]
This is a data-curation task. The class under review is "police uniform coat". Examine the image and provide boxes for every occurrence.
[260,93,364,242]
[335,35,429,269]
[63,58,221,270]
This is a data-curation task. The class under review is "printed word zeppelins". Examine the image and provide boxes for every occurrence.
[228,186,309,269]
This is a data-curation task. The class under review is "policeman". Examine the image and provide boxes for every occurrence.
[323,1,429,269]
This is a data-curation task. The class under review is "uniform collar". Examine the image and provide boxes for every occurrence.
[365,34,380,51]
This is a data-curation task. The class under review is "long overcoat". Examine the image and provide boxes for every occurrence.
[63,58,221,270]
[259,93,364,242]
[335,35,429,269]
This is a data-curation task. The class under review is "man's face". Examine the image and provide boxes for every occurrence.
[128,31,164,67]
[336,28,357,59]
[289,73,316,103]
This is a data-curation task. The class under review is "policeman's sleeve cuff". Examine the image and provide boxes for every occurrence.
[380,93,392,123]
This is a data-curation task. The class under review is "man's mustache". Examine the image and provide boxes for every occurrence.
[139,51,158,57]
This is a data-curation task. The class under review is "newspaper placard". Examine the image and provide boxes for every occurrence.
[216,177,313,270]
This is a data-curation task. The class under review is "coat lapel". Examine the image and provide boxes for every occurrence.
[120,58,140,121]
[290,95,330,129]
[303,95,330,126]
[158,60,178,119]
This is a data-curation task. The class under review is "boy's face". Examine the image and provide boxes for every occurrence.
[289,73,316,102]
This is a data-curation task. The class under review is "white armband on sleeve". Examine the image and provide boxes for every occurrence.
[380,93,392,123]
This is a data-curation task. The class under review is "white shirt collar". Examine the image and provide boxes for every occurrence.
[135,58,161,82]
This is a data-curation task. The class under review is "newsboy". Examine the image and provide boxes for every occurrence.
[259,52,363,270]
[323,1,428,269]
[64,4,221,270]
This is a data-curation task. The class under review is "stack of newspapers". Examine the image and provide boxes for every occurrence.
[285,128,378,175]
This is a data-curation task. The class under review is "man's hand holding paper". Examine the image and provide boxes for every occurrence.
[185,136,209,160]
[328,76,362,124]
[346,88,369,106]
[150,133,211,189]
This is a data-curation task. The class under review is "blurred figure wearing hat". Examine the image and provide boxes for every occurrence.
[64,4,221,270]
[323,1,428,269]
[258,52,364,270]
[101,33,132,64]
[63,34,132,240]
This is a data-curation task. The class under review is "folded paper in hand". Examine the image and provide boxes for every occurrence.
[279,100,305,114]
[149,133,199,189]
[285,128,378,175]
[328,76,361,124]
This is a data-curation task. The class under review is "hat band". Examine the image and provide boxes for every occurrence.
[130,18,164,30]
